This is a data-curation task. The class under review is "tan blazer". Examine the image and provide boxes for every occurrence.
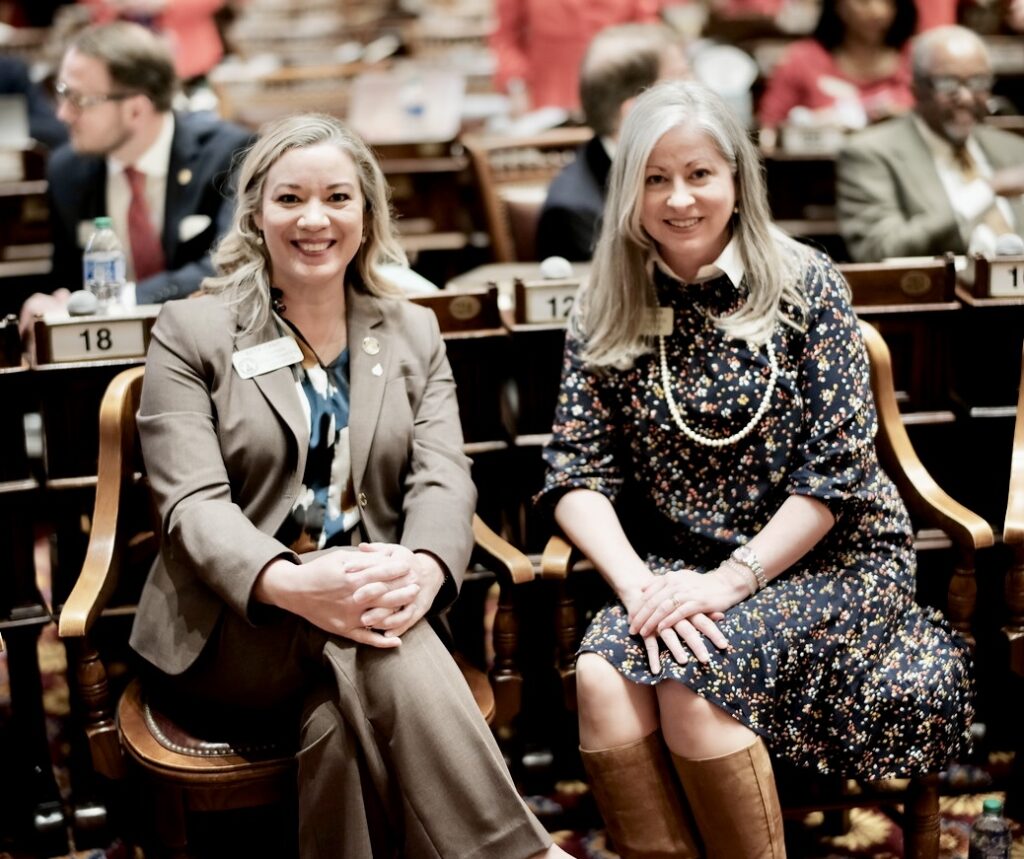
[837,114,1024,262]
[129,286,477,676]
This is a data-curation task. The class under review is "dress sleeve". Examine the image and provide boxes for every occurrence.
[784,256,879,516]
[538,324,625,507]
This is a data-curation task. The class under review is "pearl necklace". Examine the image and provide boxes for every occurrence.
[657,334,779,448]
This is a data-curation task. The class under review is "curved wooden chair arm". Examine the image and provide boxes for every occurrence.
[540,533,575,579]
[471,514,534,585]
[1004,342,1024,544]
[59,366,146,639]
[859,321,993,553]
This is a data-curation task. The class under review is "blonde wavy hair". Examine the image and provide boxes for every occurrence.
[203,113,405,332]
[582,81,811,367]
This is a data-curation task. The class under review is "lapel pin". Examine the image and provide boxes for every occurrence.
[372,363,383,376]
[177,168,192,185]
[362,336,380,355]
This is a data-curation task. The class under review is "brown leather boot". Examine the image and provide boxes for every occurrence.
[580,732,702,859]
[671,737,786,859]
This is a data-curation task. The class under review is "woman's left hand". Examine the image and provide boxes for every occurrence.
[344,543,445,637]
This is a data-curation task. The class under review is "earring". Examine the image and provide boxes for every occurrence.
[733,206,739,215]
[255,233,264,245]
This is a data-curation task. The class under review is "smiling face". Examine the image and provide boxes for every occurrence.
[255,142,365,297]
[640,122,736,282]
[913,34,992,147]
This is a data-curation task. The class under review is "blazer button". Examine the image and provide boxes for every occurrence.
[358,492,368,508]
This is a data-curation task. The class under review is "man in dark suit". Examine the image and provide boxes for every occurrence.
[19,22,251,330]
[838,25,1024,262]
[536,23,689,262]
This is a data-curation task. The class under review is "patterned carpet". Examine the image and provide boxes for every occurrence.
[1,620,1021,858]
[1,631,1022,858]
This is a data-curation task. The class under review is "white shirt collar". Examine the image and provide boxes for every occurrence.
[600,135,617,160]
[911,113,985,169]
[108,112,174,178]
[652,236,745,288]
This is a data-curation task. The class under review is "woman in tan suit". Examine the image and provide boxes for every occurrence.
[131,113,571,858]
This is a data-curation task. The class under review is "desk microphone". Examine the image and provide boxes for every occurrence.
[995,233,1024,256]
[539,256,573,280]
[67,289,99,316]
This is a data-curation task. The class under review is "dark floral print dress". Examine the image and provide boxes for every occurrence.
[539,252,973,780]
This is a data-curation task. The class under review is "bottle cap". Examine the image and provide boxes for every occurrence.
[982,797,1003,815]
[93,216,112,229]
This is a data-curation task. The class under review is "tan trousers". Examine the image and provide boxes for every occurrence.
[154,612,551,859]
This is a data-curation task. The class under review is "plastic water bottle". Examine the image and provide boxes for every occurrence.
[968,797,1011,858]
[82,216,126,309]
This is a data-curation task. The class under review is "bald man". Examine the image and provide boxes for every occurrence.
[837,25,1024,261]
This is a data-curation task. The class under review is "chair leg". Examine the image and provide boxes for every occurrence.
[152,782,190,859]
[902,774,940,859]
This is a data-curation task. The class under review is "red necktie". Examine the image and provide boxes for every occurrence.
[124,166,166,281]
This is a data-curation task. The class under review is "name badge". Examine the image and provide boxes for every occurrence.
[643,306,674,336]
[232,337,303,379]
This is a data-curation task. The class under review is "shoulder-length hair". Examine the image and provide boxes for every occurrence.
[813,0,917,51]
[203,113,405,332]
[582,80,809,368]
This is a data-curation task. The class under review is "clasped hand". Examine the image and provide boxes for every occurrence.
[264,543,444,648]
[624,567,747,674]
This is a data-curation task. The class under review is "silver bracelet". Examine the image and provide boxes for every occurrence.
[730,545,768,592]
[721,558,759,598]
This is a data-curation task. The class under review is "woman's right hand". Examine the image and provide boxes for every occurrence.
[253,552,421,647]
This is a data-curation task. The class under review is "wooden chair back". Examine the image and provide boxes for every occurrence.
[539,319,994,859]
[840,257,958,415]
[462,127,594,262]
[999,344,1024,816]
[58,364,535,852]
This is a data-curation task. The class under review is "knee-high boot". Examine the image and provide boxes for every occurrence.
[671,737,786,859]
[580,732,702,859]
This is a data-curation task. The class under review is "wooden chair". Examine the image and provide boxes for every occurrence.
[540,320,994,859]
[462,127,594,262]
[58,366,535,856]
[1000,342,1024,817]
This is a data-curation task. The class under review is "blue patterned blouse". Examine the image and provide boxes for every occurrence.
[275,350,362,553]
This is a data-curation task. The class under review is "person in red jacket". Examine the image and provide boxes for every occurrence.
[758,0,917,149]
[490,0,666,113]
[81,0,225,83]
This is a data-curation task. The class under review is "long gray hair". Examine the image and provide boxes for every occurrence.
[203,113,405,332]
[582,80,809,367]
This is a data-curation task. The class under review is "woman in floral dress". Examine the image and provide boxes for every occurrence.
[539,80,973,858]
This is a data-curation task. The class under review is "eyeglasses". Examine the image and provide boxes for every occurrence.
[926,75,994,96]
[55,80,136,110]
